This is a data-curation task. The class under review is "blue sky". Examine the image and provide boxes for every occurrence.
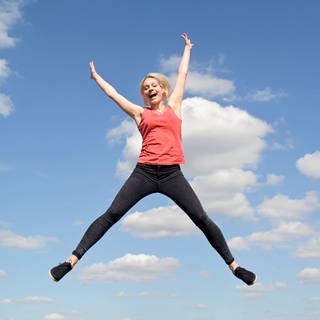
[1,0,320,319]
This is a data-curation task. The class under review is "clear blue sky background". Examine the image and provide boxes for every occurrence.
[1,1,320,319]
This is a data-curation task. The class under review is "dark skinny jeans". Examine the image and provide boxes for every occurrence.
[73,163,234,265]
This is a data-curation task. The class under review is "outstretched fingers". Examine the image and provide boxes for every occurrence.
[181,33,194,48]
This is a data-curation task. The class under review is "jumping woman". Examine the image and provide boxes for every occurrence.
[49,33,256,286]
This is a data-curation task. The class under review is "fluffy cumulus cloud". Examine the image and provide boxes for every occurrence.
[160,55,235,98]
[296,151,320,179]
[298,267,320,283]
[0,0,24,117]
[294,236,320,258]
[0,92,14,116]
[184,71,235,97]
[182,98,271,174]
[257,191,320,220]
[78,253,180,283]
[0,229,57,249]
[0,58,13,117]
[266,174,285,186]
[122,206,198,238]
[0,58,10,80]
[229,221,313,251]
[43,313,65,320]
[0,0,23,48]
[189,168,257,218]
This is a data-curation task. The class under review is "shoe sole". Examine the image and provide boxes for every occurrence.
[48,270,58,282]
[248,275,257,286]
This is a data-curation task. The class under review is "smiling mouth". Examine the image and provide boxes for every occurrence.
[148,92,157,98]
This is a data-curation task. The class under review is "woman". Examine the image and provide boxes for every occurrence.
[49,34,256,286]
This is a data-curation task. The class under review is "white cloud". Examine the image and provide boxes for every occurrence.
[236,281,287,298]
[78,253,180,283]
[0,58,10,80]
[0,298,12,304]
[0,269,6,278]
[298,267,320,283]
[0,229,57,249]
[106,119,141,177]
[190,168,256,218]
[0,0,23,48]
[122,206,198,239]
[182,98,272,175]
[160,56,285,103]
[159,54,181,73]
[266,174,284,186]
[106,118,137,145]
[184,71,235,97]
[296,151,320,179]
[257,191,320,220]
[43,313,65,320]
[247,87,286,102]
[160,55,235,98]
[0,1,24,118]
[0,93,14,117]
[19,296,54,304]
[228,236,250,251]
[229,221,313,251]
[294,236,320,258]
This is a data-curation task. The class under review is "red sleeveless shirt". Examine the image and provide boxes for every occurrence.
[137,105,185,164]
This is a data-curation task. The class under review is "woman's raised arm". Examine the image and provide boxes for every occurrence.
[168,33,193,117]
[90,61,143,125]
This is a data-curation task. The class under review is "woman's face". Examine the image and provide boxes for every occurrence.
[142,77,164,106]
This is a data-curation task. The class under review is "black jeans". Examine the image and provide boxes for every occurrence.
[73,163,234,265]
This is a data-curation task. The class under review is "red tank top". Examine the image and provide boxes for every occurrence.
[137,105,185,164]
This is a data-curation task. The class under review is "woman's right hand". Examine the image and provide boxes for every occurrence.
[89,61,97,79]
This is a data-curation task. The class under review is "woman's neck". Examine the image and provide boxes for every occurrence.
[149,102,165,111]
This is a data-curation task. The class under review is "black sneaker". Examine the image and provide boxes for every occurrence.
[234,266,256,286]
[49,262,72,282]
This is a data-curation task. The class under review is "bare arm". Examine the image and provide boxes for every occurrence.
[168,33,193,117]
[90,61,143,125]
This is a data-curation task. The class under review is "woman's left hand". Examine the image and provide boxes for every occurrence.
[181,33,194,49]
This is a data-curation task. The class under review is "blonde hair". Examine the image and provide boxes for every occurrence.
[140,73,171,104]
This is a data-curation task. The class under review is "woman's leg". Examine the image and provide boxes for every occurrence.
[159,171,234,265]
[49,166,157,281]
[72,168,157,259]
[159,170,256,285]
